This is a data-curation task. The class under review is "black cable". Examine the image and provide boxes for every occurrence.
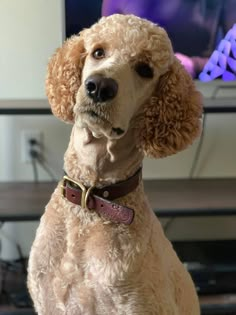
[31,153,39,183]
[36,156,57,181]
[29,139,40,183]
[29,138,57,182]
[29,145,57,182]
[189,113,207,178]
[163,217,176,234]
[16,243,27,274]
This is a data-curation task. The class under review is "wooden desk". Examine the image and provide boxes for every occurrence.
[0,182,55,221]
[145,178,236,217]
[0,98,236,115]
[0,178,236,221]
[0,100,50,115]
[200,293,236,314]
[203,98,236,113]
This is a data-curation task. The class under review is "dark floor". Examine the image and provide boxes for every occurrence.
[0,260,35,314]
[1,259,236,315]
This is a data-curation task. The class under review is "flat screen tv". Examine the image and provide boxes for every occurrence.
[64,0,236,99]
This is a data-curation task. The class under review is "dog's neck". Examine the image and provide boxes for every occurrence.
[64,124,144,187]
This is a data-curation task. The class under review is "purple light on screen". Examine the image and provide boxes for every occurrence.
[199,24,236,82]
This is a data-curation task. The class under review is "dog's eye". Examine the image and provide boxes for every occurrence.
[92,48,105,60]
[135,62,154,78]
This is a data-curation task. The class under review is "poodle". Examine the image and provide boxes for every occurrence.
[28,14,202,315]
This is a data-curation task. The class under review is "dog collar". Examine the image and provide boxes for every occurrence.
[61,168,142,225]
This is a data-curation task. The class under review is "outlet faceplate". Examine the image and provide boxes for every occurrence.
[21,130,42,163]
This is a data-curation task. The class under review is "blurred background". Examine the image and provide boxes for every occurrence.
[0,0,236,314]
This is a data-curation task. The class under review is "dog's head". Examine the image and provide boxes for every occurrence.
[46,14,202,158]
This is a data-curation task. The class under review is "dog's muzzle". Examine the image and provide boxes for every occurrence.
[85,74,118,103]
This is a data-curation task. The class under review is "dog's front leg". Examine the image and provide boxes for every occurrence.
[28,190,66,314]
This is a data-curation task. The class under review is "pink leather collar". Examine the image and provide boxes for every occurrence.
[61,168,142,225]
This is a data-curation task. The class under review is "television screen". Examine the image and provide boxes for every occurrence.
[65,0,236,81]
[65,0,102,39]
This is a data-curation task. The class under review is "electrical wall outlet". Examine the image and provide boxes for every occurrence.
[21,130,42,163]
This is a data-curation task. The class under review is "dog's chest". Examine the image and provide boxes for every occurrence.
[50,216,143,314]
[62,215,139,283]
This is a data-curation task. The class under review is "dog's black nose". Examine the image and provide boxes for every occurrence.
[85,75,118,102]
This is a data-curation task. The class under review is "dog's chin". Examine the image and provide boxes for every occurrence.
[76,112,127,140]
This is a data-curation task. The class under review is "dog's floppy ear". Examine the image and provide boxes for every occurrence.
[46,34,86,123]
[138,57,203,158]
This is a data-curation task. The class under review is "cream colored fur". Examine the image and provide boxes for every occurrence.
[28,14,202,315]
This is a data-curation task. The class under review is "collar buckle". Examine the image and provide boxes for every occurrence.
[61,175,93,210]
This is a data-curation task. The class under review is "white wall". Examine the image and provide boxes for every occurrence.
[0,0,64,99]
[0,115,71,181]
[0,0,65,260]
[144,113,236,179]
[1,113,236,182]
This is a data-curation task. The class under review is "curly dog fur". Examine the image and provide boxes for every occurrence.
[28,14,202,315]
